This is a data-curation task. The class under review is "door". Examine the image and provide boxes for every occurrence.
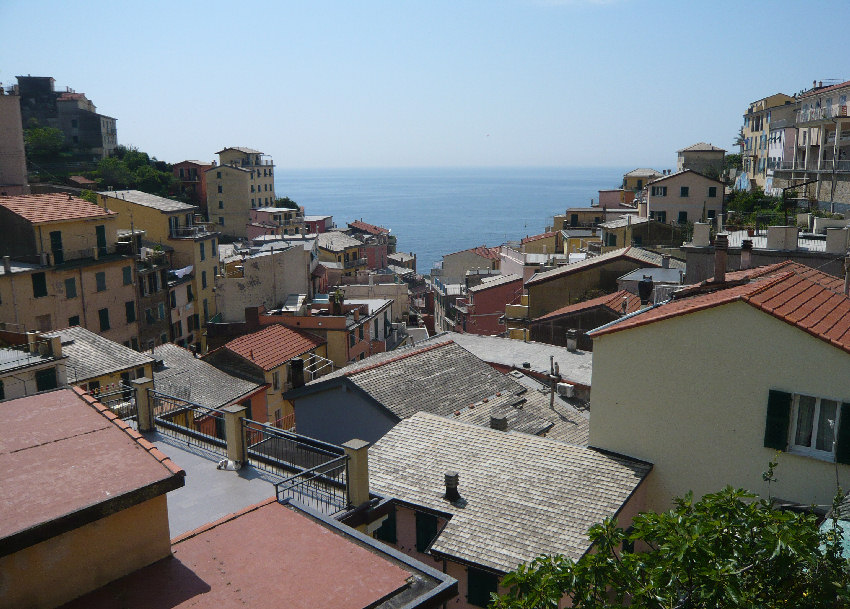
[49,230,64,264]
[95,225,107,257]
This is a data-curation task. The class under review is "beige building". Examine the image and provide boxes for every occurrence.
[206,147,276,238]
[588,261,850,512]
[622,168,662,192]
[438,246,500,284]
[643,169,724,224]
[741,93,796,188]
[0,90,30,195]
[676,142,725,177]
[317,231,367,279]
[0,194,140,346]
[99,190,220,345]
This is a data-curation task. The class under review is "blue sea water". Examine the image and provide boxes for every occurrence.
[274,167,629,273]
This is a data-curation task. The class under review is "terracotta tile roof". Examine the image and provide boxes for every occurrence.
[591,263,850,354]
[801,80,850,98]
[222,324,326,371]
[677,142,725,152]
[646,168,725,186]
[535,289,642,322]
[445,245,501,260]
[624,168,662,177]
[0,193,114,224]
[348,219,389,235]
[521,231,557,244]
[216,146,262,154]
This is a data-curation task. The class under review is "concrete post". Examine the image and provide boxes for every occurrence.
[132,377,155,432]
[342,438,371,508]
[223,405,247,464]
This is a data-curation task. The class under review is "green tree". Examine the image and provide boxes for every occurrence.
[724,153,742,173]
[94,156,134,189]
[274,196,300,209]
[24,126,65,159]
[493,486,850,609]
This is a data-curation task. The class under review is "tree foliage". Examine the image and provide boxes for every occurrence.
[493,486,850,609]
[90,145,177,197]
[24,125,66,159]
[274,196,300,209]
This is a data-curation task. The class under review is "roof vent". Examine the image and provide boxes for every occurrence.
[490,415,508,431]
[444,471,461,502]
[638,275,653,304]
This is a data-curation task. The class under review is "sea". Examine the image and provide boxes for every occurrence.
[274,166,629,273]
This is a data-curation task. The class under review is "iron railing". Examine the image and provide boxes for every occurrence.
[150,390,227,457]
[243,418,345,479]
[88,382,137,422]
[275,455,349,515]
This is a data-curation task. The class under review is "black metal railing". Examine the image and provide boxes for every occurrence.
[88,382,137,422]
[243,418,345,478]
[275,455,349,515]
[150,390,227,457]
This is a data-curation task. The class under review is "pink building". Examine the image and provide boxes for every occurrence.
[304,214,333,234]
[598,189,636,207]
[172,160,212,209]
[456,274,523,335]
[246,206,305,240]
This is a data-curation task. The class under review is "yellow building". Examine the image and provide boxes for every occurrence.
[561,228,600,255]
[622,168,662,192]
[0,193,140,347]
[99,190,221,350]
[588,261,850,512]
[206,147,276,239]
[741,93,796,188]
[519,231,560,255]
[317,231,367,278]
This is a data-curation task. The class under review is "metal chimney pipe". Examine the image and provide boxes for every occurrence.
[741,239,753,270]
[444,471,461,501]
[714,233,729,283]
[489,415,508,431]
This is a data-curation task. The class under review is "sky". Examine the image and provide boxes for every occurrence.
[3,0,850,169]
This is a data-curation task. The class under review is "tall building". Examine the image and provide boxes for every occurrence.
[741,93,796,189]
[0,87,30,195]
[206,147,275,238]
[13,75,117,159]
[172,160,212,209]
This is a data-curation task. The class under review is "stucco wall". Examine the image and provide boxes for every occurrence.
[647,172,723,223]
[443,251,497,284]
[589,301,850,512]
[343,283,408,322]
[293,384,398,445]
[0,494,171,609]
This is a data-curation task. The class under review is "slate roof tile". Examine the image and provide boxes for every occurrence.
[45,326,154,382]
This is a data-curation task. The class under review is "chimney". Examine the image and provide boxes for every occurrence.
[714,233,728,283]
[661,254,670,269]
[566,329,578,352]
[741,239,753,270]
[342,439,371,508]
[638,275,653,304]
[290,357,305,389]
[2,256,10,273]
[844,257,850,297]
[444,471,461,502]
[489,415,508,431]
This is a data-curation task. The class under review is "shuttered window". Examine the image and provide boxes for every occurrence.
[467,567,499,607]
[764,390,791,450]
[374,506,397,544]
[415,511,438,552]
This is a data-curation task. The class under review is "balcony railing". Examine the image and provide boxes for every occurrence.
[774,159,850,172]
[169,225,214,239]
[798,103,849,125]
[344,257,368,269]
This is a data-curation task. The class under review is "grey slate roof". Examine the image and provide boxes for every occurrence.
[526,247,685,286]
[100,190,198,213]
[624,168,662,177]
[599,216,653,230]
[317,231,362,252]
[45,326,154,382]
[294,341,568,437]
[152,344,263,409]
[468,273,522,293]
[369,413,652,573]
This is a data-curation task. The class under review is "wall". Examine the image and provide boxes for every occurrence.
[522,234,559,255]
[682,245,847,283]
[463,278,522,335]
[343,283,409,322]
[0,94,29,193]
[443,251,497,284]
[589,302,850,513]
[293,384,398,445]
[677,150,724,176]
[647,172,724,224]
[0,494,171,609]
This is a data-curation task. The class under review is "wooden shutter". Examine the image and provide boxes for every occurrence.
[763,390,791,450]
[835,403,850,465]
[467,567,499,607]
[415,512,438,552]
[374,506,397,544]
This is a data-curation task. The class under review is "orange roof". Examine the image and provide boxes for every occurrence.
[592,263,850,354]
[521,231,557,244]
[446,245,501,260]
[349,220,389,235]
[0,193,114,225]
[535,290,642,322]
[223,324,326,371]
[801,79,850,98]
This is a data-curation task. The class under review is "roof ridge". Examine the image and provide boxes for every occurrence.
[343,340,454,377]
[72,386,184,477]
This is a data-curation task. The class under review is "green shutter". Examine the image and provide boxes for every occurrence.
[764,390,791,450]
[467,567,499,607]
[835,403,850,465]
[374,506,397,544]
[415,512,438,552]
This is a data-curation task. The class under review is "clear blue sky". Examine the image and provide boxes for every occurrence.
[3,0,849,169]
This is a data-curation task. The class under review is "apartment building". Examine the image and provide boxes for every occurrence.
[172,160,212,209]
[772,79,850,207]
[643,169,724,224]
[317,231,367,278]
[205,147,275,238]
[0,194,139,346]
[246,206,305,239]
[99,190,220,349]
[741,93,796,189]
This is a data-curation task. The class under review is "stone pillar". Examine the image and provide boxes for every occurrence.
[223,405,247,464]
[132,377,155,432]
[342,439,371,508]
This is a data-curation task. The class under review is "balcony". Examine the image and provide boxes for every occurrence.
[169,224,215,239]
[798,103,849,126]
[774,159,850,173]
[343,257,368,269]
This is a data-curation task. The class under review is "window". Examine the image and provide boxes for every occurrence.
[125,301,136,323]
[0,379,4,400]
[203,299,209,323]
[32,272,47,298]
[123,265,132,285]
[214,265,218,277]
[680,186,689,197]
[71,119,78,128]
[95,225,107,257]
[273,370,280,390]
[217,185,222,193]
[707,210,716,219]
[677,211,688,224]
[219,217,224,225]
[374,506,397,543]
[158,303,166,320]
[50,230,64,264]
[764,389,850,463]
[708,186,717,198]
[187,284,194,302]
[467,567,499,608]
[98,308,110,331]
[415,512,439,552]
[359,324,364,340]
[651,186,667,197]
[160,333,168,344]
[199,242,206,261]
[218,200,224,209]
[146,308,155,325]
[68,315,80,326]
[349,332,355,348]
[35,367,58,392]
[202,271,207,289]
[170,290,177,308]
[212,239,218,256]
[216,171,222,179]
[96,271,106,292]
[65,277,77,299]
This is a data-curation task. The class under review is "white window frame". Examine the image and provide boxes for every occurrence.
[788,393,841,460]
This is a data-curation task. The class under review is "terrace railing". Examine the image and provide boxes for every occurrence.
[150,389,227,457]
[275,455,349,515]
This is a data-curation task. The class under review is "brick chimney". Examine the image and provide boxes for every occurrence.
[714,233,728,283]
